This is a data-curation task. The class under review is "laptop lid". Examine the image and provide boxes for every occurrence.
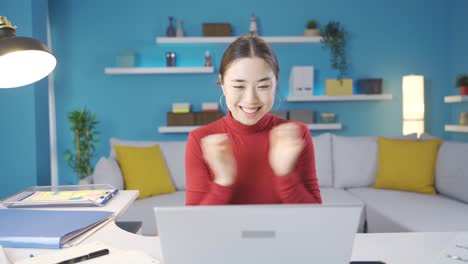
[154,204,362,264]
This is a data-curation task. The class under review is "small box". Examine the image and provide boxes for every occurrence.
[202,102,219,112]
[289,66,314,96]
[289,110,315,124]
[172,103,190,113]
[320,113,336,123]
[460,112,468,126]
[325,79,353,96]
[357,79,383,94]
[202,23,232,36]
[270,110,288,120]
[116,52,135,67]
[195,112,224,125]
[167,112,195,126]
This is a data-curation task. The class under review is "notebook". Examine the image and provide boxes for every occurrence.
[154,204,362,264]
[0,209,114,249]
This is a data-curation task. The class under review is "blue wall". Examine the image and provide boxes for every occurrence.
[0,0,51,198]
[1,0,465,194]
[448,0,468,142]
[48,0,458,184]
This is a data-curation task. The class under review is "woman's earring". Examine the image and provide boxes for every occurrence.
[273,93,282,111]
[219,94,226,112]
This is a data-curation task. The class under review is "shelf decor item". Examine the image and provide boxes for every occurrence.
[195,112,224,125]
[356,79,383,94]
[325,79,353,96]
[289,66,314,96]
[249,13,258,36]
[289,110,315,124]
[270,110,288,120]
[460,112,468,126]
[64,108,99,182]
[165,51,176,67]
[202,23,232,36]
[172,102,190,113]
[116,51,135,67]
[321,21,348,79]
[204,51,212,67]
[320,113,336,123]
[167,112,195,126]
[456,74,468,95]
[304,19,320,36]
[166,16,176,37]
[176,18,184,37]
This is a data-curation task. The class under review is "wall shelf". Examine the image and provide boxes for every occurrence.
[445,125,468,133]
[286,94,393,102]
[156,36,322,44]
[104,67,214,75]
[444,95,468,103]
[158,123,342,133]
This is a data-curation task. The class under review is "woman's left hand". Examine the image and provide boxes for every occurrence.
[268,123,305,176]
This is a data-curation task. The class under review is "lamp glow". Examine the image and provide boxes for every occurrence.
[402,75,425,135]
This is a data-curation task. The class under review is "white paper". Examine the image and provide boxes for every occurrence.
[15,241,159,264]
[433,233,468,264]
[0,246,12,264]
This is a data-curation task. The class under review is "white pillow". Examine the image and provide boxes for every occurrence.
[332,135,378,188]
[312,133,333,187]
[93,157,124,190]
[436,141,468,203]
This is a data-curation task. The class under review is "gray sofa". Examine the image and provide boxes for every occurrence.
[92,134,468,236]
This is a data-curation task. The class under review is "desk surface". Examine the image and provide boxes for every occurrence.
[3,192,462,263]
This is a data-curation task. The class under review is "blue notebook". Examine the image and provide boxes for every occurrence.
[0,209,113,249]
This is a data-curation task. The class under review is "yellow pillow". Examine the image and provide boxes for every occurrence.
[113,144,176,199]
[373,137,442,194]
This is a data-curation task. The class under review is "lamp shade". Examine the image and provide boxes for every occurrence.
[402,75,425,135]
[0,16,56,88]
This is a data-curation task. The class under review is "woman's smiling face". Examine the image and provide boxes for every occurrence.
[221,57,277,125]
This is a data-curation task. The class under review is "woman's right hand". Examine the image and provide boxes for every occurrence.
[201,133,236,186]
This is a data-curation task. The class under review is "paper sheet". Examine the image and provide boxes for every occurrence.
[15,242,159,264]
[433,233,468,264]
[0,246,12,264]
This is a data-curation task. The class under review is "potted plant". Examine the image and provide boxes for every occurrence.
[65,108,99,184]
[321,20,348,79]
[304,20,320,36]
[456,74,468,95]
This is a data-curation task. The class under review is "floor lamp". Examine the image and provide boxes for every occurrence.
[402,75,425,136]
[0,16,58,184]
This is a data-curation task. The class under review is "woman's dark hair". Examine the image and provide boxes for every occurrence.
[218,35,279,85]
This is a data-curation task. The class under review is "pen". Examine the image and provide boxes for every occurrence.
[56,248,109,264]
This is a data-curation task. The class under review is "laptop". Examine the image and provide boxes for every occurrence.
[154,204,362,264]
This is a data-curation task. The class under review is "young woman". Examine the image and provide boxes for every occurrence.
[185,35,322,205]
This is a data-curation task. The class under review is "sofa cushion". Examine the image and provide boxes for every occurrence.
[436,141,468,203]
[313,133,333,187]
[93,157,124,190]
[113,145,176,199]
[319,188,365,232]
[110,138,186,190]
[117,191,186,236]
[332,135,378,188]
[347,187,468,232]
[373,137,442,194]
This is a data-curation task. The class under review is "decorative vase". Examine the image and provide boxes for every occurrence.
[166,16,176,37]
[176,18,184,37]
[304,29,320,36]
[460,86,468,95]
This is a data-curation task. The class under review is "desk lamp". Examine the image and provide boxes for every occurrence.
[0,16,56,88]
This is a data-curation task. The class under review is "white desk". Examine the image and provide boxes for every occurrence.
[3,192,461,263]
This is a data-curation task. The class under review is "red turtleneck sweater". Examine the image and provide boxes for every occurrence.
[185,112,322,205]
